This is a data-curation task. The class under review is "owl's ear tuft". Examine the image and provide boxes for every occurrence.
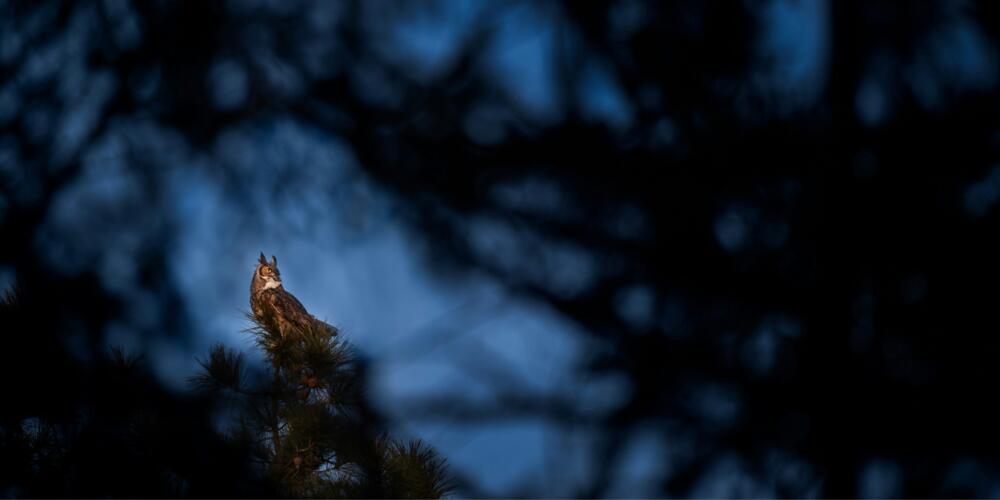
[271,255,278,268]
[259,252,267,265]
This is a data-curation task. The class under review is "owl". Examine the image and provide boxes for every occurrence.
[250,252,337,338]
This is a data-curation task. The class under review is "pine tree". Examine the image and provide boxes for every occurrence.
[193,307,452,498]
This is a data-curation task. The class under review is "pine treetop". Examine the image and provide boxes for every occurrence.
[194,306,453,498]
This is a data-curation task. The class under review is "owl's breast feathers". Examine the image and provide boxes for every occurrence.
[252,287,337,337]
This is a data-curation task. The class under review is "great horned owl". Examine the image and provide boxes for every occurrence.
[250,252,337,338]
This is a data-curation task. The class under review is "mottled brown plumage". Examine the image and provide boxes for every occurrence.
[250,252,337,337]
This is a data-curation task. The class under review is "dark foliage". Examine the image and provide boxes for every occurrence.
[3,0,1000,497]
[0,282,267,497]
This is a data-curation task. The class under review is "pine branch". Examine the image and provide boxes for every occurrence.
[189,344,246,394]
[109,345,145,371]
[381,439,455,499]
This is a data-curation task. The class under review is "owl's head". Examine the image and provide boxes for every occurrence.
[254,252,281,288]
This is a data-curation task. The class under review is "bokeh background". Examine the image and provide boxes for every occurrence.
[4,0,1000,497]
